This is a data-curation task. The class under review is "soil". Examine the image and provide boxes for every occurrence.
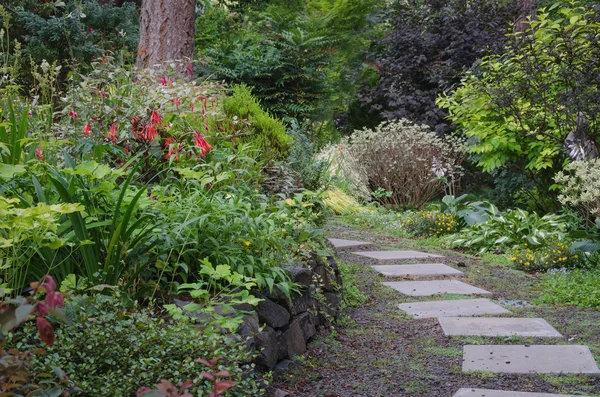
[271,220,600,397]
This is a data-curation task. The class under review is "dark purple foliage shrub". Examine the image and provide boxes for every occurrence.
[355,0,523,134]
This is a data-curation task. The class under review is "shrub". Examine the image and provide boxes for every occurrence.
[221,85,292,161]
[323,119,464,208]
[355,0,521,134]
[510,239,574,271]
[401,210,459,237]
[323,188,362,215]
[453,208,567,253]
[438,3,600,188]
[11,294,264,396]
[555,158,600,220]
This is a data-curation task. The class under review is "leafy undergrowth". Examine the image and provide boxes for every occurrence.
[537,269,600,308]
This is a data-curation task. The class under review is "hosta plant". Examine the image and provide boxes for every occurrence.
[453,209,567,253]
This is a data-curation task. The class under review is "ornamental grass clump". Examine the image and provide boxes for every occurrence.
[320,119,464,208]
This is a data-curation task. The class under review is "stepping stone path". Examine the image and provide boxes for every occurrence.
[352,250,443,260]
[398,298,511,318]
[454,389,594,397]
[383,280,492,296]
[372,263,463,277]
[327,238,373,249]
[463,345,600,374]
[329,239,600,395]
[438,317,562,337]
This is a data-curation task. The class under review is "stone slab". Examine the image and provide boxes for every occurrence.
[439,317,562,337]
[353,250,443,260]
[398,299,511,318]
[328,238,373,249]
[454,388,593,397]
[383,280,492,297]
[462,345,600,374]
[372,263,463,277]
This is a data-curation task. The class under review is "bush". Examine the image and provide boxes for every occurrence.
[453,208,567,253]
[221,85,292,161]
[555,158,600,220]
[322,119,464,208]
[355,0,521,134]
[438,3,600,189]
[11,294,264,396]
[510,239,574,271]
[400,210,459,237]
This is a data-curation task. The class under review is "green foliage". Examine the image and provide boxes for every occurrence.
[400,210,460,237]
[199,0,380,123]
[537,267,600,308]
[338,262,367,308]
[0,197,83,292]
[221,85,292,160]
[454,208,567,253]
[10,294,264,396]
[286,120,329,191]
[438,2,600,181]
[4,0,138,87]
[510,239,574,271]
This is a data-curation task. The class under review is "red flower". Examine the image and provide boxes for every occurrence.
[138,125,159,142]
[36,147,44,162]
[84,122,91,136]
[190,102,195,112]
[69,111,78,119]
[161,76,168,86]
[131,116,141,132]
[171,97,181,108]
[107,123,118,143]
[193,132,213,158]
[150,110,162,127]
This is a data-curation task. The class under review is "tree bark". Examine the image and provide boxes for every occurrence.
[515,0,536,32]
[136,0,196,77]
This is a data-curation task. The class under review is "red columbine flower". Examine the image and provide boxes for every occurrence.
[69,111,78,119]
[161,76,168,86]
[150,109,162,127]
[35,147,44,162]
[84,122,91,136]
[171,97,181,108]
[107,123,117,143]
[193,131,213,158]
[131,116,140,132]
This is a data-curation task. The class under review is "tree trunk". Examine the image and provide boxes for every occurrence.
[136,0,196,77]
[515,0,536,32]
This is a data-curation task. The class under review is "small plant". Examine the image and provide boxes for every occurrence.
[401,210,459,237]
[510,240,574,271]
[136,357,234,397]
[453,209,566,253]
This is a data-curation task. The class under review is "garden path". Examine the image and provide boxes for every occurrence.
[273,223,600,396]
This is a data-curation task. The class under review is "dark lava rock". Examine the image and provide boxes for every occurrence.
[254,326,278,370]
[296,312,316,341]
[256,294,291,328]
[283,319,306,358]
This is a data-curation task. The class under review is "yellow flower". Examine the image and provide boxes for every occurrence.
[244,240,251,246]
[509,257,516,261]
[282,228,286,234]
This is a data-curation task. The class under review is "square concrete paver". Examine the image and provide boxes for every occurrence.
[462,345,600,374]
[439,317,562,337]
[353,250,443,260]
[398,299,511,318]
[372,263,463,277]
[328,238,373,249]
[454,388,593,397]
[383,280,492,296]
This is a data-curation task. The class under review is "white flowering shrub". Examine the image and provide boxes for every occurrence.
[555,159,600,217]
[319,119,464,207]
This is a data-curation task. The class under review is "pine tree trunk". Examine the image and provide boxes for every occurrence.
[136,0,196,77]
